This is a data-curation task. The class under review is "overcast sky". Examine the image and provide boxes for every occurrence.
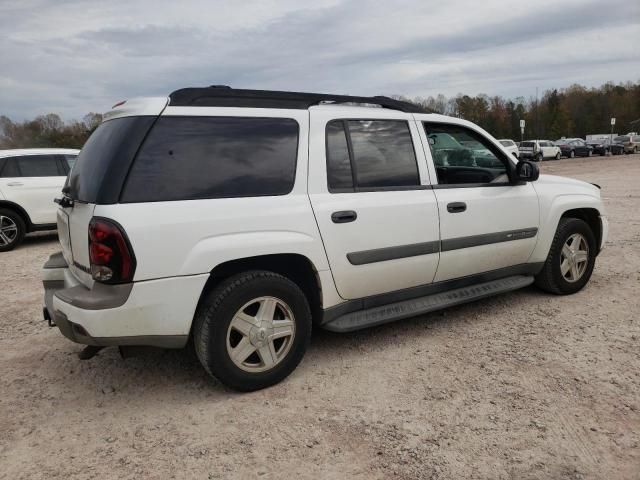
[1,0,638,120]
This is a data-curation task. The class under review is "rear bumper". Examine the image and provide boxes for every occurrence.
[42,252,208,348]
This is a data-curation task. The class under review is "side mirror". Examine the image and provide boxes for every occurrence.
[516,160,539,182]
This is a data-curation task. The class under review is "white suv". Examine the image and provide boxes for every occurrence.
[42,87,608,391]
[519,140,562,161]
[0,148,79,251]
[498,139,519,158]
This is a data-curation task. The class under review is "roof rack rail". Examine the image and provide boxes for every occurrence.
[168,87,431,113]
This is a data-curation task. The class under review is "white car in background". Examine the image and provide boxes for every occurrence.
[0,148,79,251]
[519,140,562,161]
[498,139,519,158]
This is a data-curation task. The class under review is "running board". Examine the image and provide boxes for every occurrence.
[322,275,534,333]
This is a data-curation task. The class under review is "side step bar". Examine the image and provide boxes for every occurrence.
[322,275,534,333]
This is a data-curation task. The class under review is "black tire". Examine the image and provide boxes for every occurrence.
[569,150,575,158]
[535,218,597,295]
[0,208,26,252]
[587,149,592,157]
[555,152,561,160]
[536,153,543,162]
[193,270,312,391]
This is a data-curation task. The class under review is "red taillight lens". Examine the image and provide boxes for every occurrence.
[88,217,136,284]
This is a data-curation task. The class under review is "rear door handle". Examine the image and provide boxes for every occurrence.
[7,182,23,187]
[447,202,467,213]
[331,210,357,223]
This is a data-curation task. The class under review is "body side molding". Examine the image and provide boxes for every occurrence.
[347,241,440,265]
[345,228,539,265]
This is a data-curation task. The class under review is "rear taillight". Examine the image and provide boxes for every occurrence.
[88,217,136,284]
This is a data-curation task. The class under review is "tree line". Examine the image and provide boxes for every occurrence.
[396,80,639,140]
[0,81,638,149]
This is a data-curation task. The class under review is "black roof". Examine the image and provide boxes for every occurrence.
[169,86,431,113]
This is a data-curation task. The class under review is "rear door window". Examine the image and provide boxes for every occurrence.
[325,119,420,191]
[16,155,61,177]
[326,121,354,190]
[121,116,299,202]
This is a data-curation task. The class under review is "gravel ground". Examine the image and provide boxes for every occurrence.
[1,155,639,480]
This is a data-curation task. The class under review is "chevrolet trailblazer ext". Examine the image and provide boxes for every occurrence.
[42,87,607,391]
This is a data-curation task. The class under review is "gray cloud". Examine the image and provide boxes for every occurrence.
[0,0,638,119]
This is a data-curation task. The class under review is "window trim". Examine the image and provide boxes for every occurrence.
[422,121,517,189]
[325,118,423,194]
[119,115,301,204]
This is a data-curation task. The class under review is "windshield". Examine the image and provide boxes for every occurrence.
[499,140,512,147]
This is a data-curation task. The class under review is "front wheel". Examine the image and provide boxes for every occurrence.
[587,149,592,157]
[535,218,597,295]
[536,153,543,162]
[193,270,312,391]
[569,150,575,158]
[555,152,561,160]
[0,209,26,252]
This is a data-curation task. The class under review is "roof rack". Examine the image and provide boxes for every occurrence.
[168,86,431,113]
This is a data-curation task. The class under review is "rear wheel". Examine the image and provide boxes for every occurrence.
[555,152,561,160]
[0,208,26,252]
[536,153,543,162]
[587,149,592,157]
[193,270,312,391]
[535,218,597,295]
[569,150,575,158]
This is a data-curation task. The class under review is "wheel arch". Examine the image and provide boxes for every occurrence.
[0,200,32,231]
[529,194,605,263]
[560,208,602,254]
[195,253,325,326]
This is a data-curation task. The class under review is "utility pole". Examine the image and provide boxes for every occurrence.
[536,87,540,140]
[611,117,616,154]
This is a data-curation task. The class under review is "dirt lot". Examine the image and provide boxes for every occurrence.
[1,155,639,480]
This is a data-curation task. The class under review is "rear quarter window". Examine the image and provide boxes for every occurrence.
[0,157,20,177]
[121,116,299,202]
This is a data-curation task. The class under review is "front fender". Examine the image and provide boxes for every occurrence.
[529,193,606,263]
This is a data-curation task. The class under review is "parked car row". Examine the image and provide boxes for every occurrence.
[497,133,639,161]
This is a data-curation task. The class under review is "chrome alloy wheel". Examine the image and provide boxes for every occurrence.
[226,296,296,373]
[560,233,589,283]
[0,215,18,246]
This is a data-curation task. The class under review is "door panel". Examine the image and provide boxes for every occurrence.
[432,184,539,281]
[416,119,540,282]
[11,176,66,224]
[307,108,440,300]
[310,189,440,299]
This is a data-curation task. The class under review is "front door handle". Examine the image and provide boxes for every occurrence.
[331,210,357,224]
[447,202,467,213]
[7,182,23,187]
